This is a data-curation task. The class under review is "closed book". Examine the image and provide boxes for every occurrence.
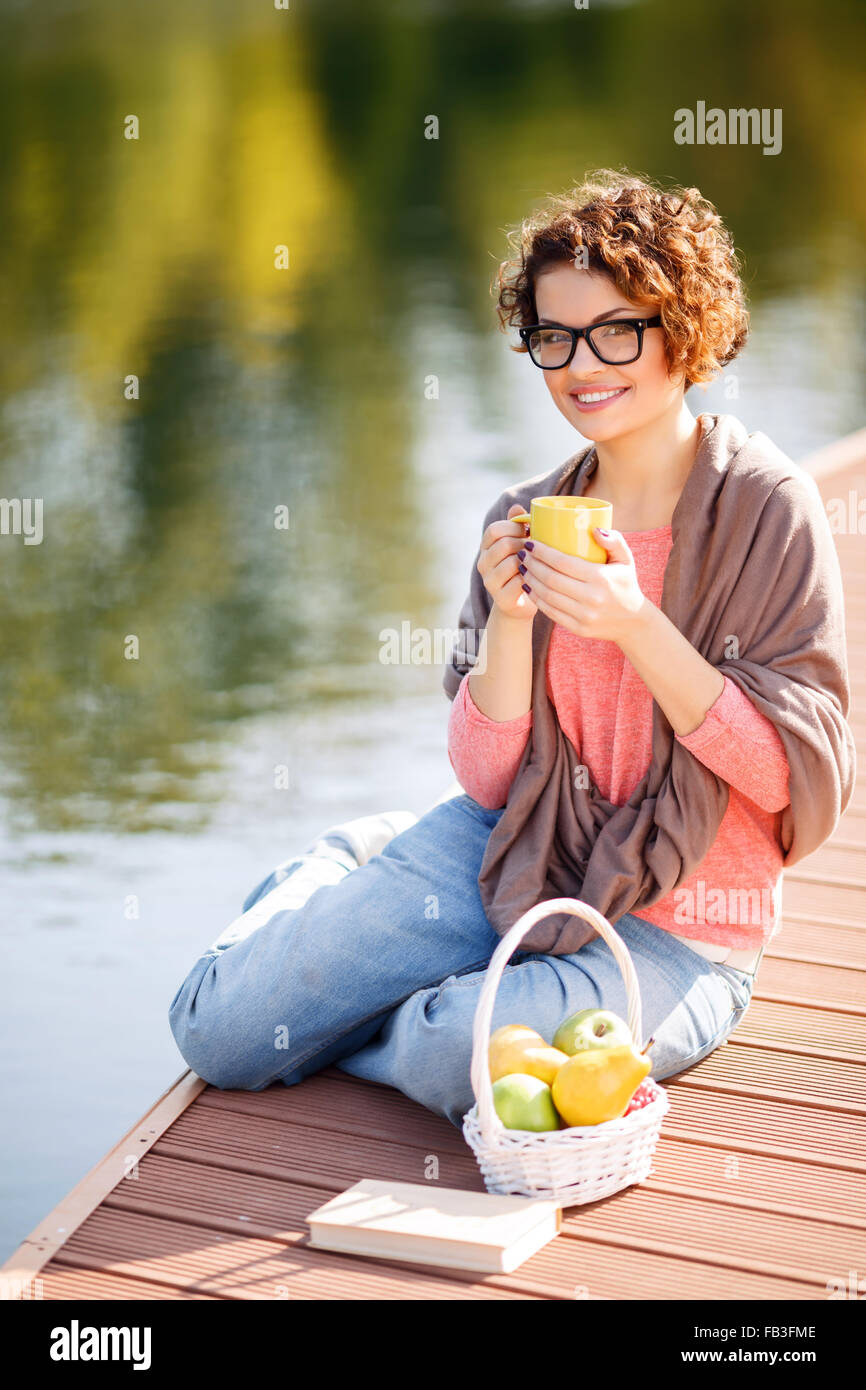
[305,1178,561,1274]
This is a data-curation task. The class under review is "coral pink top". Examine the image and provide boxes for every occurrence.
[447,525,789,949]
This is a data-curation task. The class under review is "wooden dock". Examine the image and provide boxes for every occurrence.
[3,443,865,1302]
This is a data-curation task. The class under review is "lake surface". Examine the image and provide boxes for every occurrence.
[1,0,864,1261]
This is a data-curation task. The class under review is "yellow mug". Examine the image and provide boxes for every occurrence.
[511,496,613,563]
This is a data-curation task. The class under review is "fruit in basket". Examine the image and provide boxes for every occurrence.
[491,1074,563,1132]
[623,1079,656,1115]
[551,1044,652,1127]
[488,1025,569,1085]
[490,1024,544,1049]
[553,1007,633,1056]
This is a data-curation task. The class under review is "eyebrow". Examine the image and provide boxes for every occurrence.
[538,308,637,326]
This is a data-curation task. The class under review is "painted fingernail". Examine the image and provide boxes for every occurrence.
[524,541,535,550]
[597,528,609,537]
[517,563,526,575]
[521,582,531,593]
[517,549,526,560]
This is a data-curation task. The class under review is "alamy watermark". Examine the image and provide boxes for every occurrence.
[826,489,866,535]
[50,1321,151,1369]
[674,880,774,927]
[674,103,782,156]
[0,497,43,544]
[379,622,488,672]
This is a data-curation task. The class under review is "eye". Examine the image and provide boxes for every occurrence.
[599,321,632,337]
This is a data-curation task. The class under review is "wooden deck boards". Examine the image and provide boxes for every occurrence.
[4,450,865,1301]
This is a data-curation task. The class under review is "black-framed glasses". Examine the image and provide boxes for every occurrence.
[518,316,663,368]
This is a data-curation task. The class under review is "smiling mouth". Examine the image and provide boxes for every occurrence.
[570,386,630,406]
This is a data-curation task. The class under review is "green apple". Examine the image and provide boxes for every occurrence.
[491,1073,562,1132]
[553,1007,633,1056]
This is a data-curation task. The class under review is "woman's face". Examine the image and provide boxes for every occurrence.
[532,263,686,442]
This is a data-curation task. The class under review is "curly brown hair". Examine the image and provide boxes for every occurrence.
[494,169,749,388]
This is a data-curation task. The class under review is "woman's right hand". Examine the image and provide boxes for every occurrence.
[477,504,538,621]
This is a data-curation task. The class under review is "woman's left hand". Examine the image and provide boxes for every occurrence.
[519,527,648,644]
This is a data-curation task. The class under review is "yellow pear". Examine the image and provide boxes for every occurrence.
[551,1044,652,1127]
[488,1025,570,1086]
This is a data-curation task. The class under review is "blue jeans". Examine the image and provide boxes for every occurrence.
[168,794,757,1128]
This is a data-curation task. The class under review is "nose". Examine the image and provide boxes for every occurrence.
[565,335,605,378]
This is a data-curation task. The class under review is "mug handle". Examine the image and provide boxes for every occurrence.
[510,513,531,525]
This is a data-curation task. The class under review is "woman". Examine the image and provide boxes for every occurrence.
[169,170,854,1129]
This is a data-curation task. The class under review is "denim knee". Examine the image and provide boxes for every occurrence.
[168,955,270,1091]
[382,976,480,1126]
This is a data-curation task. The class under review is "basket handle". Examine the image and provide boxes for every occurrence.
[469,897,645,1142]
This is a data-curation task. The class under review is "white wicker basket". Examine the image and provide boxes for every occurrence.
[462,897,670,1205]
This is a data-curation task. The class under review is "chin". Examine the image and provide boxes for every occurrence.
[561,403,632,443]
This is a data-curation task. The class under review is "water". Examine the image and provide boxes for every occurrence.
[1,0,864,1261]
